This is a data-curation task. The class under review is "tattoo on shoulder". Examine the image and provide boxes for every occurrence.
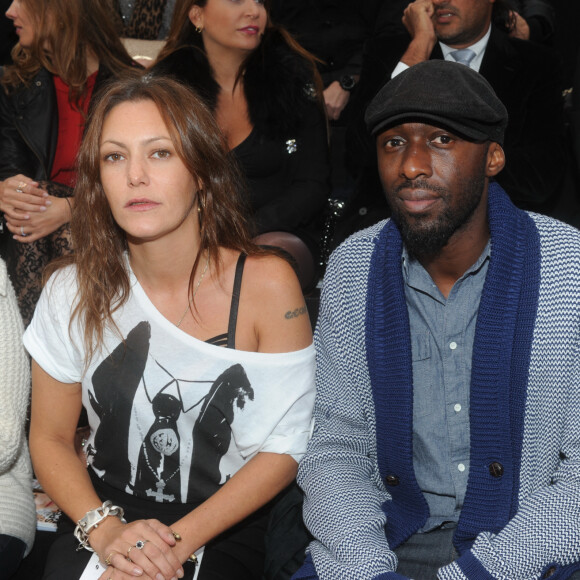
[285,306,307,320]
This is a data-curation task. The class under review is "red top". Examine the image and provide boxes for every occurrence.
[50,71,98,187]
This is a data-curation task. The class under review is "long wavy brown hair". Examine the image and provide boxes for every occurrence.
[47,74,259,362]
[2,0,133,104]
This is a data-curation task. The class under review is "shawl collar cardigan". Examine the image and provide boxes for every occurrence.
[367,182,540,561]
[294,183,580,580]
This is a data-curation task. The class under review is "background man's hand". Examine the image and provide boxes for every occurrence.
[402,0,437,42]
[509,11,530,40]
[401,0,438,67]
[324,81,351,121]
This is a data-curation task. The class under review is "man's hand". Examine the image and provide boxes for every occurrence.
[509,11,530,40]
[401,0,438,67]
[324,81,351,121]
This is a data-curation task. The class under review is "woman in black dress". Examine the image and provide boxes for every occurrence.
[153,0,329,290]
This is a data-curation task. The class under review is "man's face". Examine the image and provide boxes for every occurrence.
[432,0,495,47]
[377,122,493,257]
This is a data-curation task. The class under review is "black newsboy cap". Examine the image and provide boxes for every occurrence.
[365,60,508,145]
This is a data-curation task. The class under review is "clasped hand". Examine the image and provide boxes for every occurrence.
[402,0,437,41]
[0,174,70,242]
[92,518,186,580]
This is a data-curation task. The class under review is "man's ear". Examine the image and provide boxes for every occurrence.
[485,142,506,177]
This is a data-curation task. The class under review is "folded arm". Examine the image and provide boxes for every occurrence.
[29,361,183,580]
[439,339,580,580]
[296,250,407,580]
[0,261,30,474]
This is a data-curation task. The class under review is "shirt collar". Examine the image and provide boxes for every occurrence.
[439,24,491,69]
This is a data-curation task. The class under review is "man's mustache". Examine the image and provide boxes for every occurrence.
[393,180,448,196]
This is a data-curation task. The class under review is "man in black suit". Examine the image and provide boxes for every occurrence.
[350,0,565,216]
[375,0,555,44]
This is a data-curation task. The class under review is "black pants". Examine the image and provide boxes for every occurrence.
[43,472,269,580]
[394,527,580,580]
[43,517,266,580]
[0,534,26,580]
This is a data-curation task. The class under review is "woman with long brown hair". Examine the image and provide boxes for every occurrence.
[152,0,329,291]
[24,74,315,580]
[0,0,136,325]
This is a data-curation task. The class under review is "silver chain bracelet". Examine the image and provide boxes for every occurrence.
[74,500,126,552]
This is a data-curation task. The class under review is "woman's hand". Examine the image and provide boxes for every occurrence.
[323,81,350,121]
[92,517,184,580]
[5,196,71,242]
[0,175,50,218]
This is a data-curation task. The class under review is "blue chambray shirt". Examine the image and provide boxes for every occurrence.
[402,241,490,532]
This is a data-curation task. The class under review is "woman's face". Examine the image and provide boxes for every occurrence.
[99,100,200,245]
[189,0,267,56]
[5,0,36,48]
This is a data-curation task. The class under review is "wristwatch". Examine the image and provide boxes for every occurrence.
[339,74,357,92]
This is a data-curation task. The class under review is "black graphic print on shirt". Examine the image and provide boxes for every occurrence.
[87,322,255,503]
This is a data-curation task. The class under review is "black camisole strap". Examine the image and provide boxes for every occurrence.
[204,253,246,349]
[226,253,246,349]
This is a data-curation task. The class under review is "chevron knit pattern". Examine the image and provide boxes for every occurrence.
[295,184,580,580]
[0,259,35,556]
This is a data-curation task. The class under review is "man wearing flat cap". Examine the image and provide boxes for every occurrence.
[293,61,580,580]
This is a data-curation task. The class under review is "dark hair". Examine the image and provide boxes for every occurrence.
[156,0,323,97]
[2,0,134,102]
[48,73,258,360]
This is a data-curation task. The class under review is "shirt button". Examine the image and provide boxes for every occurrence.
[489,462,504,478]
[449,342,458,350]
[543,566,557,578]
[454,403,462,412]
[385,474,400,486]
[457,463,466,472]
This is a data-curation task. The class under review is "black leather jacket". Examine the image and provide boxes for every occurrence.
[0,66,111,182]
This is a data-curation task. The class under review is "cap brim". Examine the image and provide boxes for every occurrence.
[370,112,493,143]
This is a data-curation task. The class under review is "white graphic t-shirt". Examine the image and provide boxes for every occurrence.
[24,265,316,505]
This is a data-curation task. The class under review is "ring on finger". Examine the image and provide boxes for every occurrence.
[135,539,148,550]
[16,181,26,193]
[20,226,27,237]
[126,545,134,561]
[104,552,116,566]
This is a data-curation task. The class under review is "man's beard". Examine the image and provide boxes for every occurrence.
[389,172,486,259]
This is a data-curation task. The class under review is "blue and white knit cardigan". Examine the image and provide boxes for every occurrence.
[295,184,580,580]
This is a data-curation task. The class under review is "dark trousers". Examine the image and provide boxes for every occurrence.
[394,527,580,579]
[394,527,457,579]
[42,470,269,580]
[0,534,26,580]
[42,519,266,580]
